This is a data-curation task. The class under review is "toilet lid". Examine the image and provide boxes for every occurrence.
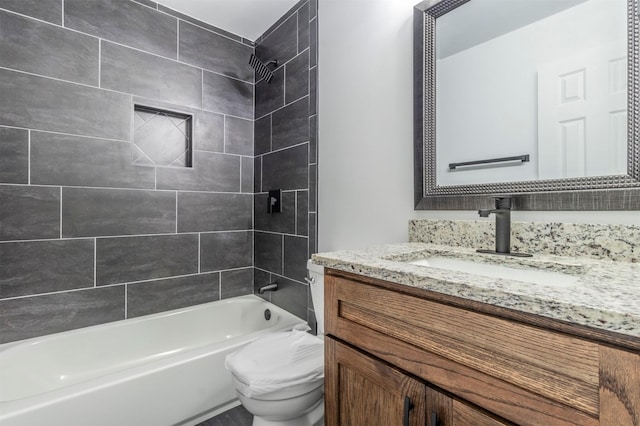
[224,327,324,397]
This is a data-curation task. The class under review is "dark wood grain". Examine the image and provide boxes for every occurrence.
[326,338,426,426]
[452,399,512,426]
[599,346,640,425]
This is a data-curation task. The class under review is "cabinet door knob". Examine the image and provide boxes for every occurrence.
[403,396,414,426]
[431,411,439,426]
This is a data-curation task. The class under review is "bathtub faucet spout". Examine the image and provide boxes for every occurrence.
[258,282,278,294]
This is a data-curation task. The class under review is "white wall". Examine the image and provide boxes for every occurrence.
[317,0,640,253]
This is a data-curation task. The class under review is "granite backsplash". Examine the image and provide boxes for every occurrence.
[409,220,640,263]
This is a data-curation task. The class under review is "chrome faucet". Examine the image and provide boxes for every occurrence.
[258,282,278,294]
[477,197,531,257]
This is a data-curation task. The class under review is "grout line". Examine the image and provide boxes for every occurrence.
[200,66,254,86]
[251,204,255,266]
[296,8,299,54]
[61,0,64,27]
[175,191,178,233]
[255,229,308,239]
[254,267,308,286]
[308,49,311,97]
[176,20,180,61]
[0,284,123,301]
[294,191,298,233]
[0,125,130,144]
[218,272,222,299]
[98,39,101,87]
[255,94,310,122]
[0,236,100,244]
[27,130,31,185]
[0,182,255,195]
[223,115,227,153]
[94,238,97,287]
[59,187,63,238]
[258,140,309,158]
[1,266,260,302]
[124,284,128,319]
[198,233,201,273]
[0,231,255,246]
[0,8,62,28]
[281,234,285,275]
[269,115,273,151]
[239,154,243,192]
[259,156,263,193]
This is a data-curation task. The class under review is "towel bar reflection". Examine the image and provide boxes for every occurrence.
[449,154,530,171]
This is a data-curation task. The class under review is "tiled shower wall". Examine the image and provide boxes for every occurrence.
[0,0,259,344]
[252,0,319,330]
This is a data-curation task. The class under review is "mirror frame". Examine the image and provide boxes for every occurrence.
[413,0,640,210]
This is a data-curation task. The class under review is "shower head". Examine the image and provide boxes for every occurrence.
[249,53,277,84]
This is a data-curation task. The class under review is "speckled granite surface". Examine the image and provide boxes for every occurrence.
[410,220,640,262]
[312,242,640,339]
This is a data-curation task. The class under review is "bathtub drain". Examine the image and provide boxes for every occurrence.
[264,309,271,320]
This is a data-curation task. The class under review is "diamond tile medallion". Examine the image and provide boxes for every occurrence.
[133,105,192,167]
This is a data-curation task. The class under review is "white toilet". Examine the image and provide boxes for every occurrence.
[225,260,325,426]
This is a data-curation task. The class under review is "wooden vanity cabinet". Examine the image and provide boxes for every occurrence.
[326,337,511,426]
[326,338,426,426]
[324,269,640,426]
[426,387,511,426]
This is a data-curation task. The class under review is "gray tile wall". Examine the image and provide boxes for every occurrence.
[253,0,319,331]
[0,0,319,344]
[0,1,257,344]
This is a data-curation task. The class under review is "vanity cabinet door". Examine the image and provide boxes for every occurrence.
[427,387,512,426]
[325,337,426,426]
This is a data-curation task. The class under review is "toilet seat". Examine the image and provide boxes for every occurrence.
[225,328,324,398]
[231,375,323,401]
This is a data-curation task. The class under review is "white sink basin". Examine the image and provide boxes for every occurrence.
[408,257,580,287]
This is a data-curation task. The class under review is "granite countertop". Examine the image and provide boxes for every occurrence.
[311,243,640,339]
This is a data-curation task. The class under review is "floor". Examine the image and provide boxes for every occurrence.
[196,405,253,426]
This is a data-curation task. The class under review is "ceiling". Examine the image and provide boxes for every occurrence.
[157,0,300,41]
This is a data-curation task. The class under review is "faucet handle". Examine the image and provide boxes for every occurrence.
[491,196,512,209]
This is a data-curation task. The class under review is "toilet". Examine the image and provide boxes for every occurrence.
[225,260,325,426]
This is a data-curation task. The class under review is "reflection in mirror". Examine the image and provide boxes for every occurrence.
[413,0,640,210]
[436,0,627,186]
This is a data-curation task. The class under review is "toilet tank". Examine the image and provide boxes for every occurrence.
[306,260,325,335]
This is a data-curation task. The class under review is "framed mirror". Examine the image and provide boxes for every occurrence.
[413,0,640,210]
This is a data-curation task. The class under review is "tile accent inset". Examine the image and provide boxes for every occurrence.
[133,105,193,168]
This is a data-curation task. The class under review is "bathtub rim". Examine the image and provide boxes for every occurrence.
[0,294,296,352]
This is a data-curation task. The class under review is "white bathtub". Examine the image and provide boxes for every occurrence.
[0,295,307,426]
